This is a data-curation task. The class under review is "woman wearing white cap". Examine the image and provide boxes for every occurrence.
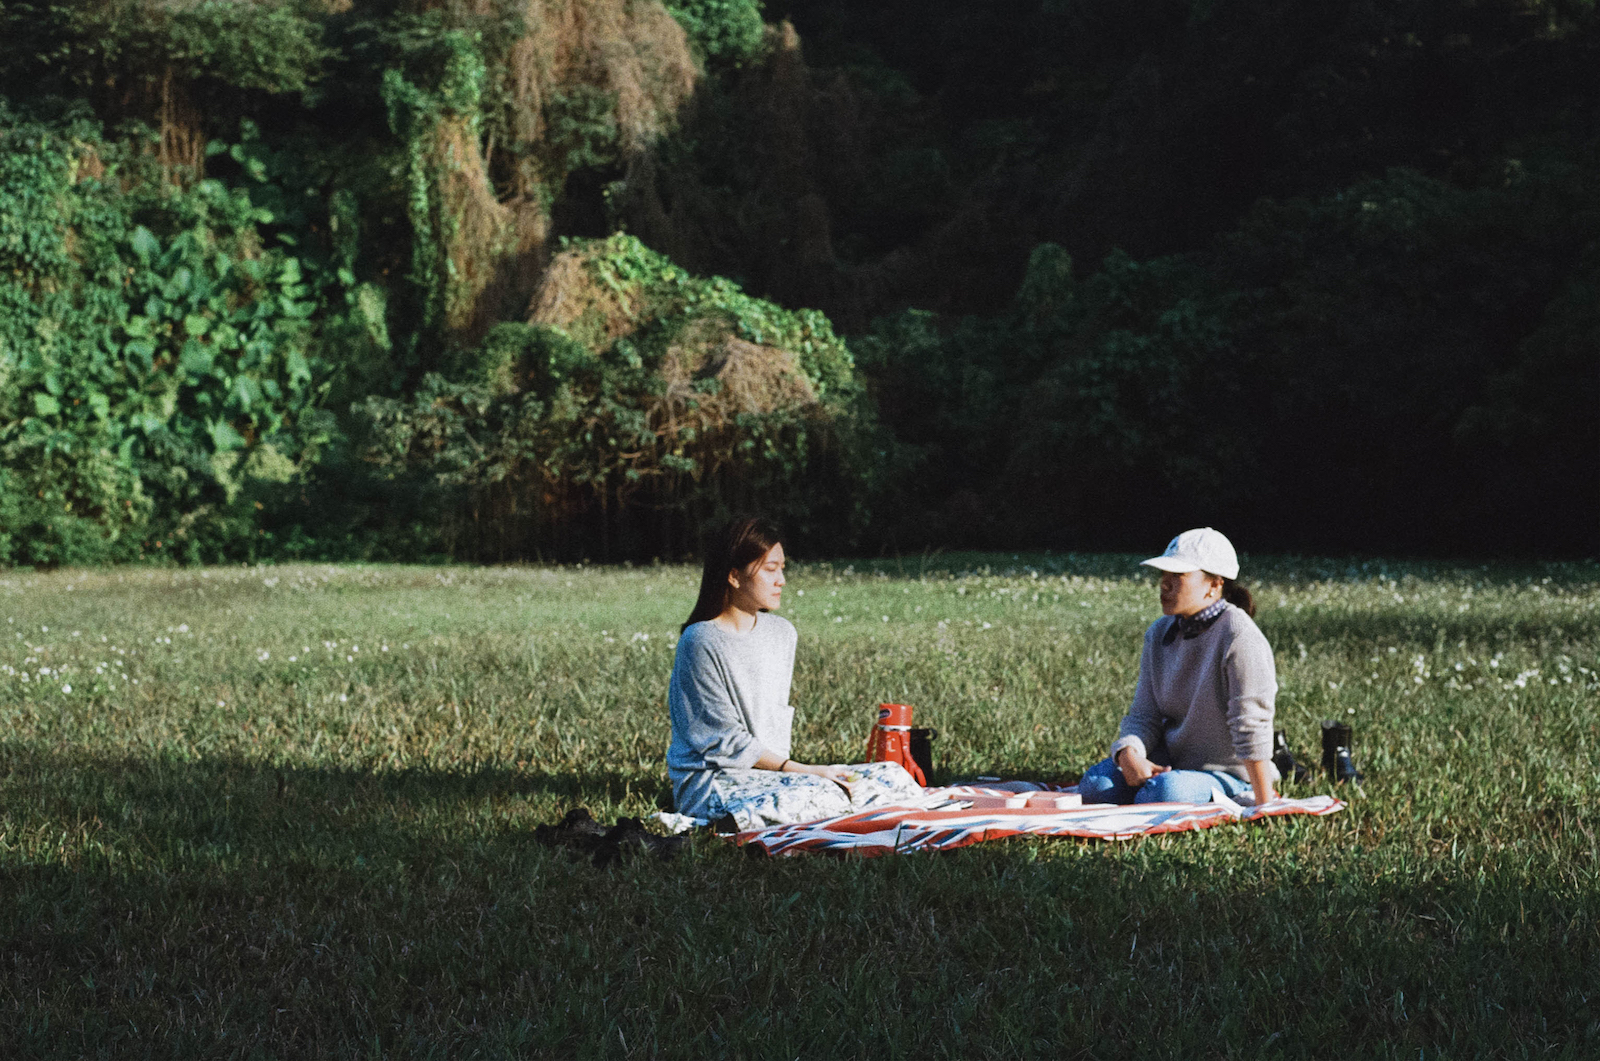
[1078,528,1280,806]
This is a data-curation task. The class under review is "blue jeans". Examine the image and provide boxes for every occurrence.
[1078,751,1249,805]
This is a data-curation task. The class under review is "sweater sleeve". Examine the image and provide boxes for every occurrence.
[1110,623,1168,763]
[669,636,766,770]
[1223,619,1277,763]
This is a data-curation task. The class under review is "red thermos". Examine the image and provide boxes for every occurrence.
[866,702,927,786]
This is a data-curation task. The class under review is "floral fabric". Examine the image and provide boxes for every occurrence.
[696,761,927,832]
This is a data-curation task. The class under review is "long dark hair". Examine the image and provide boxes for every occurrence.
[1221,578,1255,618]
[681,516,784,632]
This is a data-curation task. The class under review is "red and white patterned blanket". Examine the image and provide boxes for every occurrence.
[735,781,1345,857]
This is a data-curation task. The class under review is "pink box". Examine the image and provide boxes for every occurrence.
[1024,793,1083,810]
[959,792,1082,811]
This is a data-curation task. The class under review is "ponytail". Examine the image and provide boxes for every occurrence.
[1221,578,1255,618]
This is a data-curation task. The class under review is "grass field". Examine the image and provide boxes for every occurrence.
[0,555,1596,1058]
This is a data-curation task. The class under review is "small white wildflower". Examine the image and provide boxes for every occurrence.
[177,624,188,633]
[339,693,348,702]
[60,684,70,693]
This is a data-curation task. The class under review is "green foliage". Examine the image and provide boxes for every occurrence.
[543,85,622,176]
[359,234,876,559]
[663,0,767,65]
[0,109,337,565]
[855,158,1600,554]
[380,39,484,335]
[0,0,331,101]
[0,0,1593,564]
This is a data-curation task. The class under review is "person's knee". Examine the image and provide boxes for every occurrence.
[1135,770,1214,804]
[1078,758,1130,805]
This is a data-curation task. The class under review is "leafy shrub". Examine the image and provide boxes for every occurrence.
[358,234,878,559]
[0,0,331,101]
[855,164,1600,555]
[663,0,766,65]
[0,109,337,565]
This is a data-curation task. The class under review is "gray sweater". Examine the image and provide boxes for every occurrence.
[666,614,797,817]
[1108,604,1279,782]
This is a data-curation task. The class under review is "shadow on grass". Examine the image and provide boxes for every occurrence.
[1,742,1598,1058]
[0,743,672,864]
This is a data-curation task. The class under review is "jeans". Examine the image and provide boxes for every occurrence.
[1078,751,1250,805]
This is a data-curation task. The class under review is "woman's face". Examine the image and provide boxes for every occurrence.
[1159,569,1223,616]
[729,542,786,613]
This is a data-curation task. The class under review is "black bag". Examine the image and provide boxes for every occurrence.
[909,727,939,782]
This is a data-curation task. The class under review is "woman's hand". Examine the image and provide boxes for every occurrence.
[1116,748,1170,788]
[788,761,853,790]
[754,750,852,790]
[1245,759,1276,806]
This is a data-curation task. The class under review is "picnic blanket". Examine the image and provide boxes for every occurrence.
[735,780,1345,857]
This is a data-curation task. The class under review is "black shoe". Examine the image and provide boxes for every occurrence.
[535,809,687,865]
[533,807,605,846]
[1320,720,1364,785]
[596,816,692,865]
[1271,729,1314,785]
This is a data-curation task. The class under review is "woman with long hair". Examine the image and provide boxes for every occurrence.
[1078,527,1281,807]
[666,515,922,829]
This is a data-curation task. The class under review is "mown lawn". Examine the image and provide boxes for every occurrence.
[0,555,1596,1058]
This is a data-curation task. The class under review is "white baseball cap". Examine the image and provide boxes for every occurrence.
[1140,527,1239,580]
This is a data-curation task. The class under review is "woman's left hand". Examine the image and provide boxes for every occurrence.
[758,751,853,791]
[798,763,854,790]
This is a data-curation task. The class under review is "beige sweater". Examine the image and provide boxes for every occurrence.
[1108,603,1279,782]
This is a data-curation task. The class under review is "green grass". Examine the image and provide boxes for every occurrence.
[0,555,1597,1058]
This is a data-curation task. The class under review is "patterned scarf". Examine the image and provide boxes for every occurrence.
[1162,596,1228,645]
